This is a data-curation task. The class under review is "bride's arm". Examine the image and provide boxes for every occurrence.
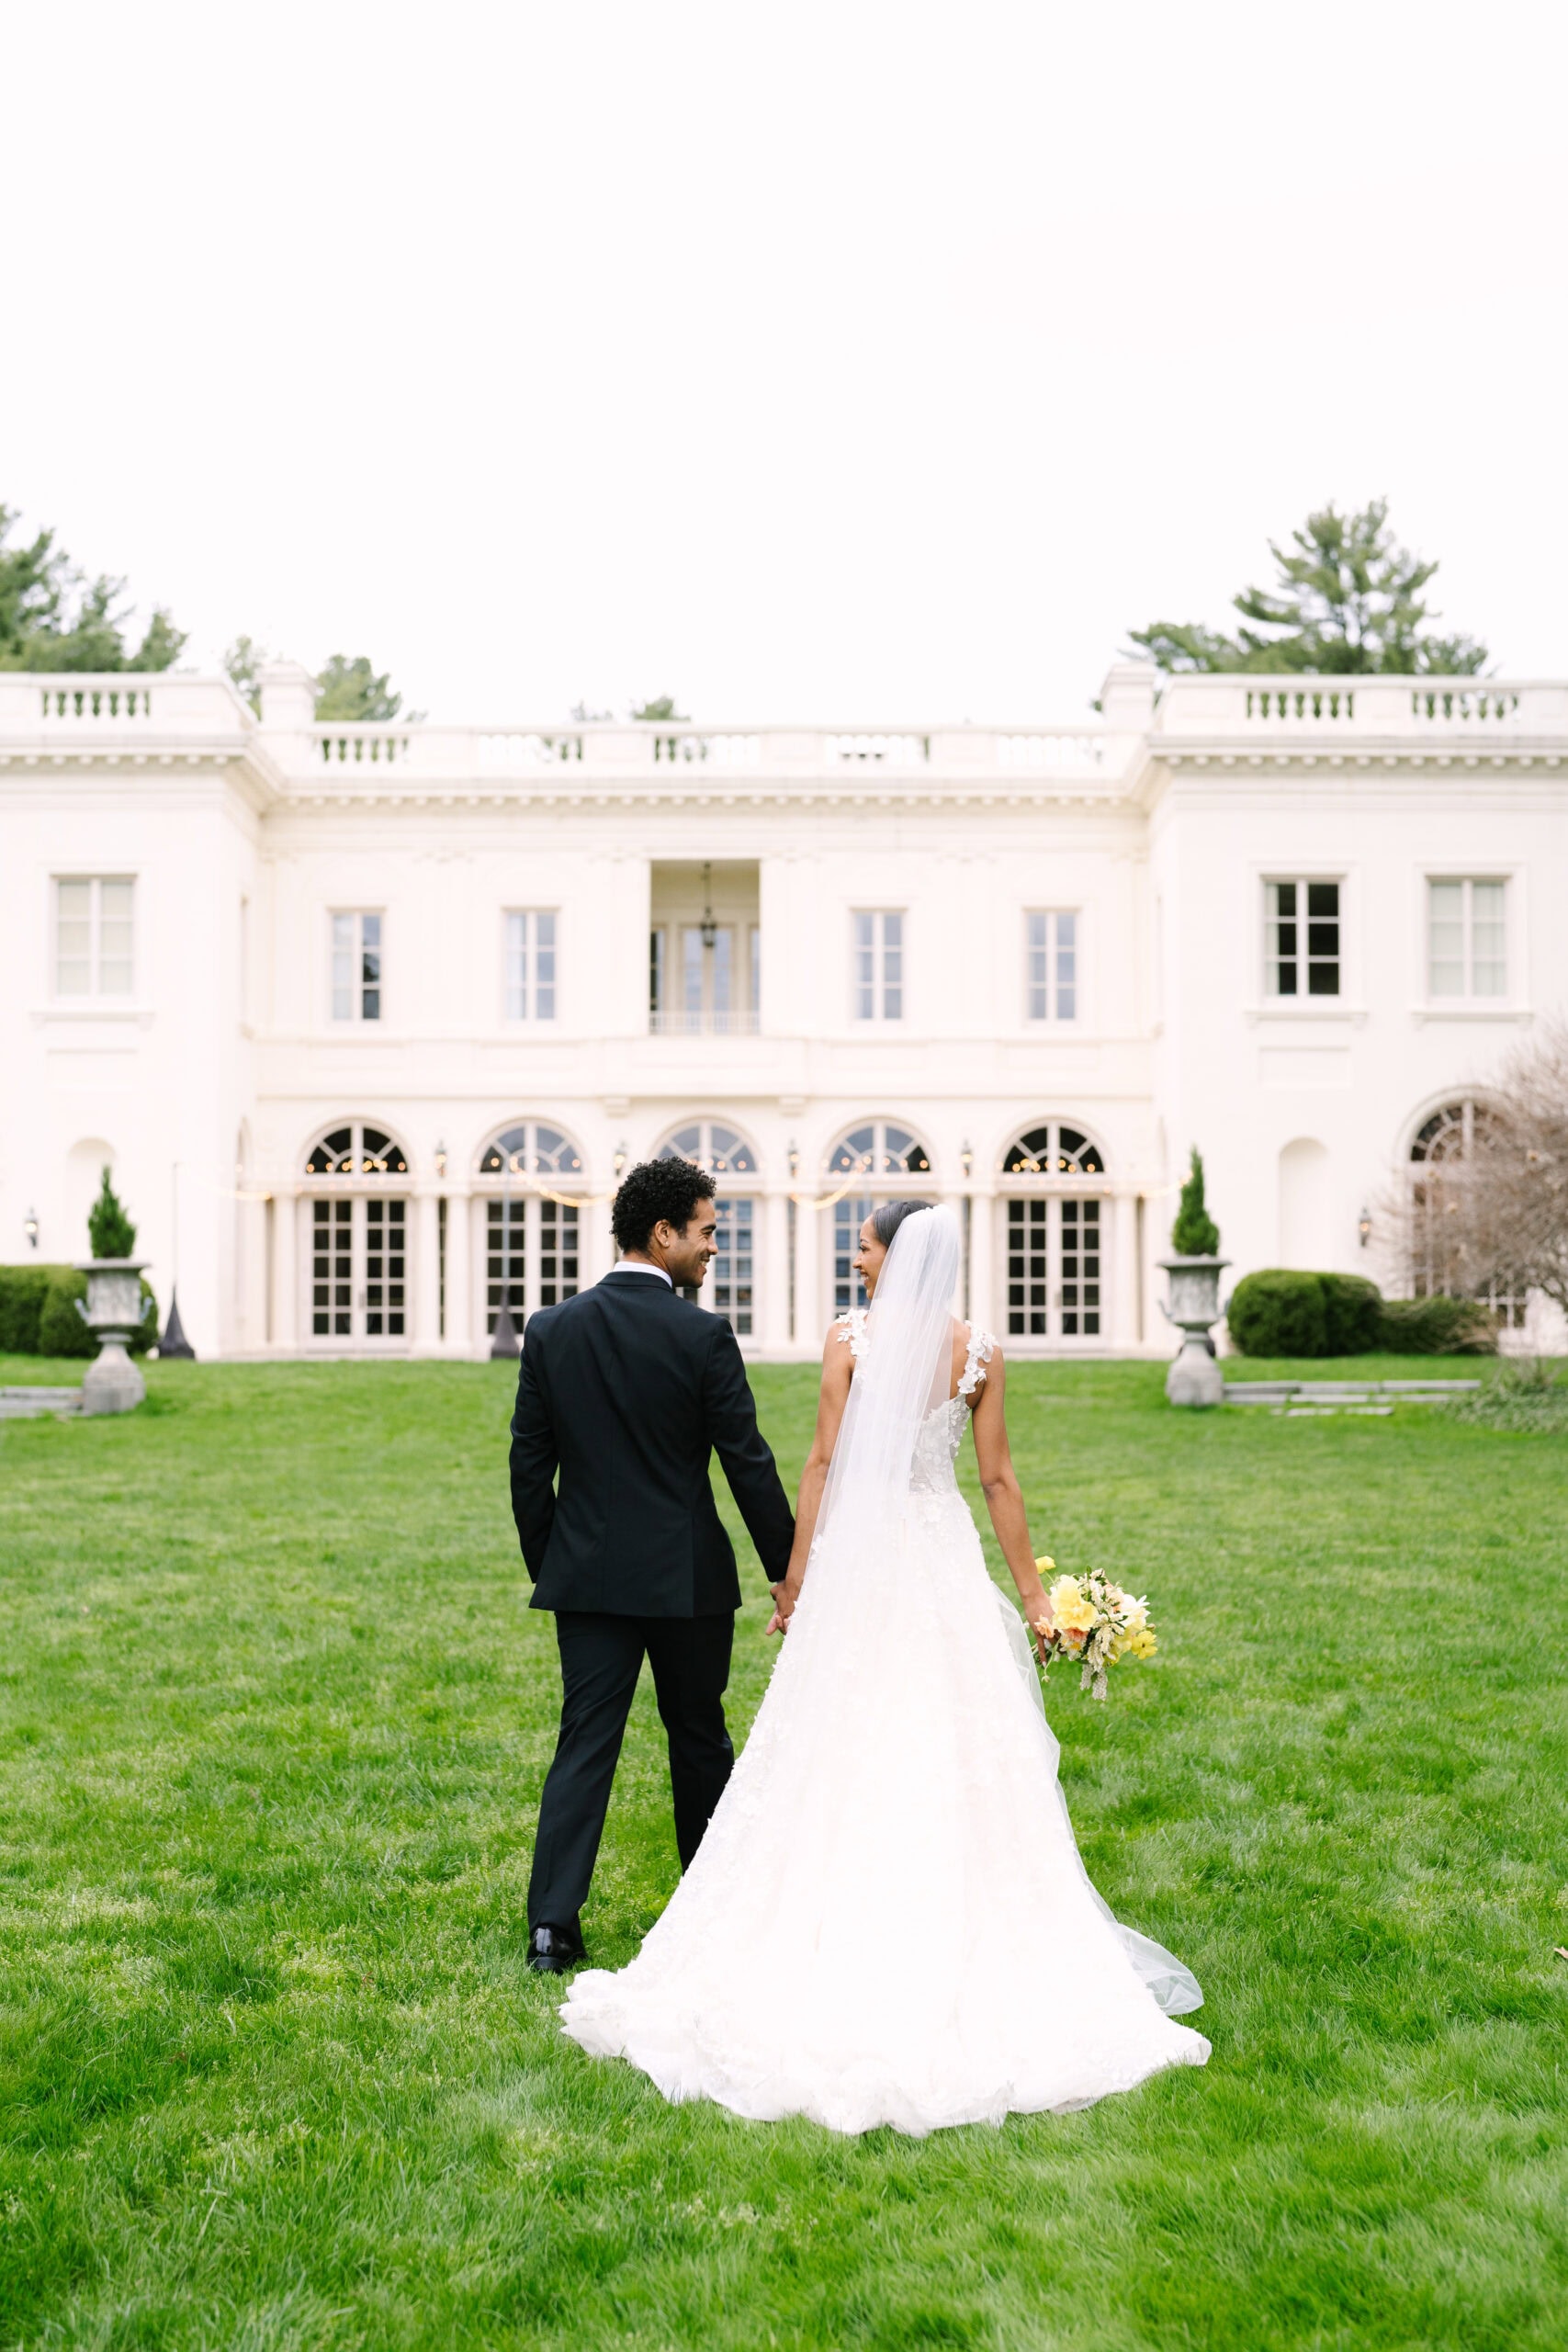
[969,1349,1055,1656]
[766,1327,855,1634]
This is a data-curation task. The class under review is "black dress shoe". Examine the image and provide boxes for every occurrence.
[527,1924,584,1974]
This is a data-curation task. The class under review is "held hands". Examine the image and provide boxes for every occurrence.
[766,1579,801,1637]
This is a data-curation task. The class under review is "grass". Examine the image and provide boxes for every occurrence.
[0,1350,1565,2352]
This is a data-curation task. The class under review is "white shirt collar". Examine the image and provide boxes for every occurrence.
[615,1260,673,1287]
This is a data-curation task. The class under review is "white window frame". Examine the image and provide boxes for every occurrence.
[330,910,383,1024]
[1024,909,1079,1023]
[52,874,136,1000]
[852,909,905,1023]
[1425,876,1507,1003]
[1263,875,1344,1001]
[503,908,558,1022]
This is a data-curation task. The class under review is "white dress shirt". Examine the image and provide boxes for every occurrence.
[615,1260,673,1287]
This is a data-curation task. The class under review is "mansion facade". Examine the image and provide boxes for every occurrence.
[4,660,1565,1360]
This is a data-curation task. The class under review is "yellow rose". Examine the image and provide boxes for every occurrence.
[1047,1576,1098,1635]
[1034,1555,1055,1575]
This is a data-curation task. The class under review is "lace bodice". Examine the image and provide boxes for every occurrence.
[834,1310,995,1494]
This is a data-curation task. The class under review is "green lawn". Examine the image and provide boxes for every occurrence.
[1,1353,1564,2351]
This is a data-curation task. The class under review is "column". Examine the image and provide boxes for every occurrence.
[1110,1189,1139,1352]
[795,1193,822,1351]
[272,1186,298,1351]
[446,1187,473,1355]
[971,1185,996,1335]
[412,1189,441,1356]
[761,1188,791,1354]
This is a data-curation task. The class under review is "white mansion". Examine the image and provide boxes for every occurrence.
[4,660,1564,1360]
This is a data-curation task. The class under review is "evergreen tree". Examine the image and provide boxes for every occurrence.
[1171,1148,1221,1257]
[1129,501,1486,678]
[0,503,186,673]
[87,1168,138,1260]
[315,653,418,722]
[222,634,267,715]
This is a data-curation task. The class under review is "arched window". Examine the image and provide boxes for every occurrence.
[475,1120,586,1334]
[658,1119,758,1176]
[304,1122,409,1177]
[825,1120,932,1179]
[1408,1098,1523,1328]
[656,1120,761,1334]
[997,1119,1109,1341]
[300,1122,410,1344]
[478,1122,584,1178]
[1000,1122,1106,1176]
[824,1121,935,1315]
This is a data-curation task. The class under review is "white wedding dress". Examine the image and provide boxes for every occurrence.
[560,1209,1210,2136]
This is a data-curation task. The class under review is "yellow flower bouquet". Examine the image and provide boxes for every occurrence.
[1033,1555,1157,1702]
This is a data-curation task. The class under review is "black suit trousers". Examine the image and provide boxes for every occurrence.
[526,1611,736,1936]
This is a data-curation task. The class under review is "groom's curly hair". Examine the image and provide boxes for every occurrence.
[613,1157,717,1254]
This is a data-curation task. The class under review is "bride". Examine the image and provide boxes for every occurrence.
[559,1201,1210,2135]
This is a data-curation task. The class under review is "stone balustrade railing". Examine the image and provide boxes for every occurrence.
[5,668,1568,788]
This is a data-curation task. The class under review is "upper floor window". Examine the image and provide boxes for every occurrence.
[55,876,134,997]
[1025,910,1077,1022]
[649,921,761,1034]
[1265,878,1339,998]
[852,910,904,1021]
[1427,878,1506,999]
[505,910,558,1020]
[331,911,381,1022]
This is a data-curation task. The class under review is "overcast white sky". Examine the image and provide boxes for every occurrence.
[5,1,1566,722]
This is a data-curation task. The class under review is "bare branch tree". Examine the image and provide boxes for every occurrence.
[1379,1021,1568,1324]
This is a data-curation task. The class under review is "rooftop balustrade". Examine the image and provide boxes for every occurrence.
[4,667,1567,789]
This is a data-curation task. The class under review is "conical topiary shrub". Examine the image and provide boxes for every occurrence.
[1170,1148,1221,1257]
[87,1167,137,1260]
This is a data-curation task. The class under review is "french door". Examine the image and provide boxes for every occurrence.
[1003,1196,1103,1342]
[484,1196,581,1336]
[308,1196,408,1341]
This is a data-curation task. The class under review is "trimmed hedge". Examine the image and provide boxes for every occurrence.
[1226,1270,1327,1358]
[1375,1295,1498,1356]
[1226,1266,1498,1358]
[0,1265,70,1354]
[0,1265,157,1360]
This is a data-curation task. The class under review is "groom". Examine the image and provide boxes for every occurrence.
[510,1156,795,1973]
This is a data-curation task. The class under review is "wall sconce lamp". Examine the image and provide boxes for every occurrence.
[1358,1206,1372,1249]
[23,1206,39,1250]
[699,862,718,952]
[959,1139,974,1181]
[787,1138,800,1181]
[614,1140,629,1180]
[434,1139,448,1180]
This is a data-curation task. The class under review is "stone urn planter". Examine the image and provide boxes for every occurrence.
[1159,1256,1230,1408]
[74,1260,149,1414]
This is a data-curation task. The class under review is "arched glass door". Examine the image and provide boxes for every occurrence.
[657,1120,760,1333]
[1409,1100,1525,1329]
[998,1122,1107,1344]
[823,1121,933,1316]
[477,1122,585,1336]
[303,1123,410,1344]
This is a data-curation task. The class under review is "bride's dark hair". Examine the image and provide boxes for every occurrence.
[870,1198,934,1250]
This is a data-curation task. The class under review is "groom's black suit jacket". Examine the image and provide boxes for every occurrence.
[509,1268,795,1617]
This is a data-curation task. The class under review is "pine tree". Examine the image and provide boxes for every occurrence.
[1171,1148,1221,1258]
[1129,500,1486,678]
[87,1168,138,1260]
